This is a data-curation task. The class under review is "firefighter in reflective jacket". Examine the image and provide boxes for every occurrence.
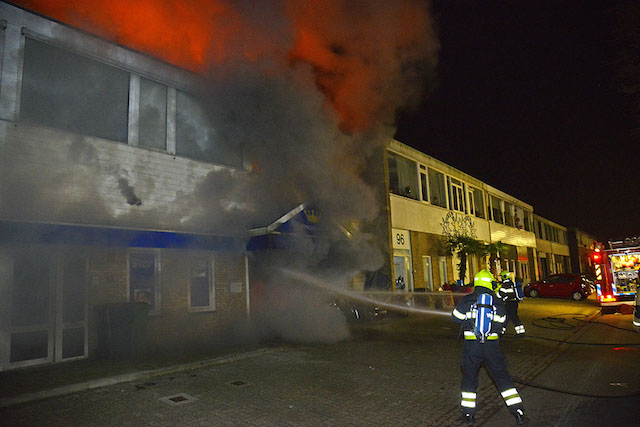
[497,270,525,336]
[452,270,528,425]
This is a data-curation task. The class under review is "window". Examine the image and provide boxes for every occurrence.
[138,77,167,150]
[490,195,503,224]
[422,256,433,290]
[439,256,448,286]
[176,91,242,168]
[523,211,532,232]
[21,38,129,142]
[129,252,159,312]
[448,177,465,213]
[189,256,215,311]
[420,170,428,202]
[469,187,485,218]
[387,152,419,199]
[544,224,552,242]
[428,168,447,208]
[504,202,514,227]
[537,220,544,239]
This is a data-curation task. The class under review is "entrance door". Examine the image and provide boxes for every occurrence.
[1,249,87,370]
[394,256,408,292]
[5,249,54,369]
[56,254,88,362]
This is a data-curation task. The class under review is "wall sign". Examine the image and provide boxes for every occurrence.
[392,229,410,250]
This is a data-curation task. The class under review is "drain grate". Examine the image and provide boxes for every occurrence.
[228,380,249,387]
[159,393,198,406]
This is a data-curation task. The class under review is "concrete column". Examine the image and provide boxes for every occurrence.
[0,25,24,122]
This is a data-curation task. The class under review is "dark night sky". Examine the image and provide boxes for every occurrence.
[395,0,639,241]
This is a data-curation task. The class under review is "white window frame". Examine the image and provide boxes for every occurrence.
[439,256,448,286]
[127,249,161,314]
[188,255,216,312]
[422,255,433,291]
[419,164,429,203]
[449,177,465,213]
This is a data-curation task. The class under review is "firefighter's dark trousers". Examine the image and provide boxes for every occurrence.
[460,340,524,416]
[504,301,524,334]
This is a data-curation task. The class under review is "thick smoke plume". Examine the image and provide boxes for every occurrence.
[13,0,439,342]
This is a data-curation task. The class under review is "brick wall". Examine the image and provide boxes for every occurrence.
[87,248,247,356]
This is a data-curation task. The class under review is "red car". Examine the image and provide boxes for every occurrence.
[524,274,592,301]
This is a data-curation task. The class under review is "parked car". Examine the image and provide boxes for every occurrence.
[524,273,592,300]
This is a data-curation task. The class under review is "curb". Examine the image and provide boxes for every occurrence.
[0,347,280,408]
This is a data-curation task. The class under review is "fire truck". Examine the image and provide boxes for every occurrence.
[593,237,639,313]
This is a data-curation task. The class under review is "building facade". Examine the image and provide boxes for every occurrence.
[386,140,537,294]
[567,228,599,277]
[0,4,249,370]
[532,215,571,278]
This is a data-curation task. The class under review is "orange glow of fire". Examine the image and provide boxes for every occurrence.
[15,0,248,72]
[15,0,433,133]
[286,1,433,133]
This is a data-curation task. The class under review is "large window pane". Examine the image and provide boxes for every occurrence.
[139,77,167,150]
[21,38,129,141]
[11,331,48,363]
[420,171,428,202]
[63,255,86,323]
[428,168,447,208]
[504,201,514,226]
[387,153,418,199]
[490,195,503,224]
[472,188,485,218]
[12,252,50,327]
[176,91,242,168]
[129,253,158,311]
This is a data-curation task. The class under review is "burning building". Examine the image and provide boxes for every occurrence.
[0,1,438,369]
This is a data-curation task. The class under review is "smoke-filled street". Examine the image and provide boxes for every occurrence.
[1,296,638,426]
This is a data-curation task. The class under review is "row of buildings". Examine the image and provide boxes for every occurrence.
[0,3,598,371]
[384,140,598,293]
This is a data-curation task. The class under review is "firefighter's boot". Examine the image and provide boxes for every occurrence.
[514,409,529,425]
[461,413,475,426]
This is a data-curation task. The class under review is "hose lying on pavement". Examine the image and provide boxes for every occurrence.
[510,313,640,345]
[513,377,640,399]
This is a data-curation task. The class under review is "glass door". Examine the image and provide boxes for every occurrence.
[394,256,408,291]
[55,253,88,362]
[2,249,87,370]
[7,249,54,369]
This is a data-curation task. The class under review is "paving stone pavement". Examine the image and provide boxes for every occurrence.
[0,311,593,427]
